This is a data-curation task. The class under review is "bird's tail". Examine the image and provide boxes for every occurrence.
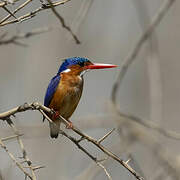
[49,119,61,138]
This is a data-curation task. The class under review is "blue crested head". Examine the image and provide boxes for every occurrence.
[57,57,90,74]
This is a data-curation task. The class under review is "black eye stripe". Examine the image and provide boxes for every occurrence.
[78,61,85,67]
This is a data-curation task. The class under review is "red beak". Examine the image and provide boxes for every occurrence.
[86,63,118,69]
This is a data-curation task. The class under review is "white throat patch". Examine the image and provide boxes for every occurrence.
[80,69,89,77]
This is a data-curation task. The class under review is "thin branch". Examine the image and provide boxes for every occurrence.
[6,119,37,180]
[32,166,45,171]
[24,165,45,170]
[39,109,111,179]
[0,2,7,8]
[41,107,143,179]
[0,0,71,26]
[0,139,33,180]
[0,0,33,24]
[125,158,131,164]
[2,6,18,20]
[75,136,135,180]
[1,134,23,141]
[47,0,80,44]
[98,128,115,143]
[0,102,144,180]
[97,162,112,180]
[63,131,112,180]
[0,27,51,46]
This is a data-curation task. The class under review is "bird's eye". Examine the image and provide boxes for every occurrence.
[78,61,84,67]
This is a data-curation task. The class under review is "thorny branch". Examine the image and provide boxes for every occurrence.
[0,102,144,180]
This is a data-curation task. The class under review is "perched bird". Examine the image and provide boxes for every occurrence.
[44,57,117,138]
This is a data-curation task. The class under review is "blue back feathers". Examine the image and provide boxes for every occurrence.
[44,57,89,107]
[44,75,60,107]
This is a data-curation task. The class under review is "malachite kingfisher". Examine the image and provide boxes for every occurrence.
[44,57,117,138]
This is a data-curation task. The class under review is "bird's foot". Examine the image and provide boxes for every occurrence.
[52,111,60,120]
[66,121,73,129]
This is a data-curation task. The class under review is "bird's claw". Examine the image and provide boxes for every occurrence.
[52,111,60,120]
[66,121,73,129]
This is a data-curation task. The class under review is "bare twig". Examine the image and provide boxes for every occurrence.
[1,134,23,141]
[75,137,135,180]
[0,27,51,46]
[41,107,143,180]
[2,6,18,20]
[98,128,115,143]
[0,0,71,26]
[0,139,33,179]
[6,119,37,180]
[60,128,112,180]
[0,102,144,180]
[24,165,45,170]
[0,0,33,24]
[39,110,111,179]
[47,0,80,44]
[32,166,45,171]
[39,109,114,180]
[0,2,7,8]
[97,162,112,180]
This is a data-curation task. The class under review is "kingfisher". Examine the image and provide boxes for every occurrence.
[44,57,117,138]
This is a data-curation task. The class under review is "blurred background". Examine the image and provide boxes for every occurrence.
[0,0,180,179]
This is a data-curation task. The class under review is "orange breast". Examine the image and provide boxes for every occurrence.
[49,74,83,119]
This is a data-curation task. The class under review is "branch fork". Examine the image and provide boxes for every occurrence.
[0,102,144,180]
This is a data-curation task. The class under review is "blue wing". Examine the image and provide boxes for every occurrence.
[44,75,61,107]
